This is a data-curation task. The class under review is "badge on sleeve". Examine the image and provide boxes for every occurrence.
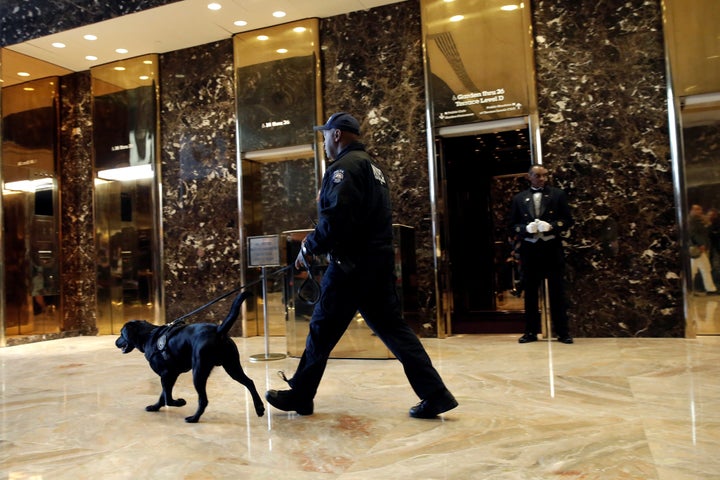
[332,169,345,184]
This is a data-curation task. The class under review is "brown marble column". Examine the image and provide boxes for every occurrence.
[531,0,683,336]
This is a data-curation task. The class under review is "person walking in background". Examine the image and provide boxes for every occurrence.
[509,164,574,344]
[266,112,458,419]
[689,204,718,295]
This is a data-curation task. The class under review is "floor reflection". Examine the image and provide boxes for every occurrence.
[1,335,718,479]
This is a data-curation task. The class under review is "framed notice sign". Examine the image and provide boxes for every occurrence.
[247,235,281,267]
[422,0,535,127]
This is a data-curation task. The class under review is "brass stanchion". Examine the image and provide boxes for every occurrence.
[249,266,286,362]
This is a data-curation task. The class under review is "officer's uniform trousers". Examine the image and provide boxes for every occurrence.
[288,250,447,401]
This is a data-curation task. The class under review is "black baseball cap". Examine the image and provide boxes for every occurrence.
[313,112,360,135]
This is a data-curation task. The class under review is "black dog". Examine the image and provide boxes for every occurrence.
[115,291,265,423]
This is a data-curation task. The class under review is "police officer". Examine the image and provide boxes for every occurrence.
[266,112,457,419]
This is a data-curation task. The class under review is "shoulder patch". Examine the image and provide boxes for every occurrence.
[371,164,386,185]
[332,169,344,183]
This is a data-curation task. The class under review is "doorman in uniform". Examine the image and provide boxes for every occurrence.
[510,164,574,344]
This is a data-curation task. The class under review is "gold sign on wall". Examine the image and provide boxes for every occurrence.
[234,19,321,153]
[91,54,159,172]
[421,0,536,126]
[663,0,720,96]
[1,77,58,183]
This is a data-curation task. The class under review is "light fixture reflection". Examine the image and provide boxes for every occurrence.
[4,178,54,192]
[97,164,154,181]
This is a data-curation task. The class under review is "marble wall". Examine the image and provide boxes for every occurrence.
[531,0,683,336]
[2,0,686,339]
[58,72,97,336]
[159,40,243,326]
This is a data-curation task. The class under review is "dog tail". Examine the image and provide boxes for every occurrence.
[217,291,253,336]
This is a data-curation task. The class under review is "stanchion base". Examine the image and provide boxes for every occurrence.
[249,353,287,362]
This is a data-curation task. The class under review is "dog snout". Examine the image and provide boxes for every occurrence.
[115,335,134,353]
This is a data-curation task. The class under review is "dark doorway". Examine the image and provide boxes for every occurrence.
[442,129,531,333]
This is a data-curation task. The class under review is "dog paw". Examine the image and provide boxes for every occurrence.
[169,398,187,407]
[146,404,161,412]
[185,415,200,423]
[256,405,265,417]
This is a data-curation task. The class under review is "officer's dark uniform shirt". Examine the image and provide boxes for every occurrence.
[303,141,393,264]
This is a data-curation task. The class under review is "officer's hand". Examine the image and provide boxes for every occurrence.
[295,250,307,270]
[295,241,313,270]
[537,220,552,233]
[526,220,539,234]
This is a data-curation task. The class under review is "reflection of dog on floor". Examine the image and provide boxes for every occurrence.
[115,291,264,423]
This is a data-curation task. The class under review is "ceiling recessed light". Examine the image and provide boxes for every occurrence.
[85,55,98,61]
[450,14,464,22]
[208,2,221,10]
[18,72,31,77]
[139,75,150,80]
[116,48,129,54]
[501,4,519,11]
[272,11,286,18]
[276,48,288,54]
[51,42,66,48]
[114,66,126,71]
[23,87,35,91]
[257,35,269,41]
[143,60,153,64]
[84,34,98,41]
[234,20,247,26]
[293,27,306,33]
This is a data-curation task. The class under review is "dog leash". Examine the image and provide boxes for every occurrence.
[171,264,294,323]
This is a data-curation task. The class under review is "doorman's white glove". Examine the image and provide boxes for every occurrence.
[526,220,539,234]
[537,220,552,233]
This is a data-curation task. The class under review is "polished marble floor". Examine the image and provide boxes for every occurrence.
[1,334,718,479]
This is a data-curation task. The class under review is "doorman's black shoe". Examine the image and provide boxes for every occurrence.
[557,336,574,344]
[265,389,314,415]
[409,389,458,419]
[518,333,538,344]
